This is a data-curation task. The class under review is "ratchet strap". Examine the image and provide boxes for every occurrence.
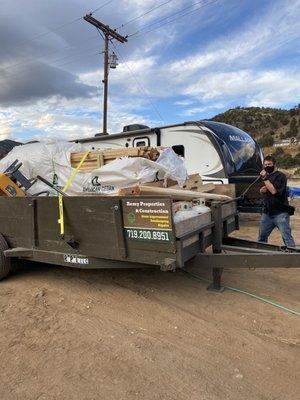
[58,151,90,238]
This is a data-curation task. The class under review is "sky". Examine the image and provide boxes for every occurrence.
[0,0,299,142]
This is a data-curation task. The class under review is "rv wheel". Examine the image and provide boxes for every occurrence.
[0,234,11,280]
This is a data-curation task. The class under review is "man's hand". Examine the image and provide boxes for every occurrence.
[260,169,267,178]
[260,186,267,194]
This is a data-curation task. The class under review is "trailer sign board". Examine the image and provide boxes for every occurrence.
[122,199,173,243]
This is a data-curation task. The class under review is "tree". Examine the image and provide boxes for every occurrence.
[258,133,274,147]
[281,117,290,126]
[270,119,279,130]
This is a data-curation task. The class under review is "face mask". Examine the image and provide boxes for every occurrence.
[265,165,274,174]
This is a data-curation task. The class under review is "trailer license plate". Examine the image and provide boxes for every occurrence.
[64,254,89,265]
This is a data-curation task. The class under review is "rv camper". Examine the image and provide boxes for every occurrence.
[75,121,264,211]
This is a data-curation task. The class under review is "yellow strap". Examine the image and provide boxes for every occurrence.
[58,151,90,237]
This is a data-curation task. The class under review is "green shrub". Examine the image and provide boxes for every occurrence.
[270,120,279,130]
[289,117,298,136]
[258,134,274,147]
[277,154,297,168]
[281,117,290,126]
[272,147,284,157]
[293,152,300,165]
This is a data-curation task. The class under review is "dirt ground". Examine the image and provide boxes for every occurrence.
[0,203,299,400]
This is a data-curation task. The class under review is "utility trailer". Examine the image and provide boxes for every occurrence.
[0,196,299,290]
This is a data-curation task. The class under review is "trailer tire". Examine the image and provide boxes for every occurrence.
[0,234,11,280]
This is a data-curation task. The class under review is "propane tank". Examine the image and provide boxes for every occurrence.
[173,202,198,223]
[192,199,210,214]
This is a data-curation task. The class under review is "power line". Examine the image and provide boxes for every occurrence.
[23,17,83,44]
[0,46,103,81]
[0,0,210,76]
[97,28,105,41]
[117,0,174,29]
[0,1,118,74]
[5,17,83,54]
[0,27,104,76]
[2,51,101,83]
[0,32,102,74]
[142,0,216,31]
[129,0,219,38]
[3,0,115,51]
[49,51,102,69]
[110,41,165,124]
[90,0,115,15]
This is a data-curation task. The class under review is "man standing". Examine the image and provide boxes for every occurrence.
[258,155,295,247]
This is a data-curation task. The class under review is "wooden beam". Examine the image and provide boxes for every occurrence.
[118,185,231,201]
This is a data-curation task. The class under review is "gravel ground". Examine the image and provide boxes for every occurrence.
[0,202,299,400]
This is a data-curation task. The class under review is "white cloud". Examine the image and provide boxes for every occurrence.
[183,69,300,107]
[169,0,300,78]
[181,103,226,116]
[1,0,300,142]
[174,99,195,106]
[0,123,13,139]
[0,93,158,142]
[35,114,55,129]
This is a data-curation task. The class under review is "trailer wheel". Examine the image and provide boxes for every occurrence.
[0,234,11,280]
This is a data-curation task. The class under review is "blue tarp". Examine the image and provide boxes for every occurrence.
[289,186,300,198]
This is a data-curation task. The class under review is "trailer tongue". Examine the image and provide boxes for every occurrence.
[0,196,299,290]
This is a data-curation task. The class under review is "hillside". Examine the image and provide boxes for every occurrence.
[211,105,300,144]
[211,105,300,175]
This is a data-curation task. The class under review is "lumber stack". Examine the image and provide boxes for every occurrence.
[117,172,232,201]
[71,147,161,172]
[118,185,231,201]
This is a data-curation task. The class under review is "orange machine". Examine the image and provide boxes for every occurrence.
[0,173,25,197]
[0,160,35,197]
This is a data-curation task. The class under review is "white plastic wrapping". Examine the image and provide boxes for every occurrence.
[0,143,188,196]
[156,148,188,187]
[81,156,169,195]
[0,140,84,195]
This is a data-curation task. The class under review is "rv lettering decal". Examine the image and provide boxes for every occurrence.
[229,135,251,143]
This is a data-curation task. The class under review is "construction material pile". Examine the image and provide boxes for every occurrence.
[0,140,233,204]
[71,147,161,171]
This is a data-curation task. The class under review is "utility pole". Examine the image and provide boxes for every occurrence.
[84,14,127,135]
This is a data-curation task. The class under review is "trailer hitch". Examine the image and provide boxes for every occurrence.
[196,237,300,292]
[222,237,300,253]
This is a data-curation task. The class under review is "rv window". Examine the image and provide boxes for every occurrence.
[133,136,150,147]
[135,141,146,147]
[172,145,185,157]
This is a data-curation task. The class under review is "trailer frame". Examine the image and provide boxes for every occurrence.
[0,196,299,291]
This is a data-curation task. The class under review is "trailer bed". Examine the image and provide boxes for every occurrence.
[0,196,236,270]
[0,196,299,290]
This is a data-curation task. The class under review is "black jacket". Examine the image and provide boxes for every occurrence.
[262,171,289,215]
